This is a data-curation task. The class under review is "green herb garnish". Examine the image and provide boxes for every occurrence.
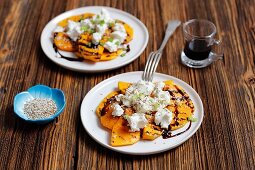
[153,103,160,110]
[87,42,92,47]
[123,115,129,119]
[188,116,198,122]
[109,22,115,27]
[131,94,139,100]
[88,29,95,34]
[91,20,95,24]
[120,53,126,57]
[99,42,105,46]
[81,25,89,31]
[96,15,100,19]
[108,38,113,42]
[115,41,120,46]
[99,20,105,26]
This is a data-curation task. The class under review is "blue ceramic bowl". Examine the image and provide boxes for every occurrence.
[14,85,66,124]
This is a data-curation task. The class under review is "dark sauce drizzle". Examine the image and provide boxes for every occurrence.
[162,121,192,139]
[100,96,116,116]
[53,43,84,62]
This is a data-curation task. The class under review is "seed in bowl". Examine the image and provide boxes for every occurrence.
[23,98,57,120]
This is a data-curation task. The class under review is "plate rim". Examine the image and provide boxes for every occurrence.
[40,6,149,73]
[80,71,204,155]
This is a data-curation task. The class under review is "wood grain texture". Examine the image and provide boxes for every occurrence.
[0,0,254,169]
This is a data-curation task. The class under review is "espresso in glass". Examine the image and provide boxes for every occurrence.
[184,39,211,60]
[181,19,223,68]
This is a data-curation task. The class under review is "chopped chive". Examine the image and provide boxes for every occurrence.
[99,20,105,26]
[108,38,113,42]
[88,29,95,34]
[87,42,92,47]
[99,42,105,46]
[96,15,100,19]
[81,25,88,31]
[115,41,120,46]
[188,116,198,122]
[109,22,115,27]
[123,115,129,119]
[120,53,126,57]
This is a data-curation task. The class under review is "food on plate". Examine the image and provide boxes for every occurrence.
[96,80,196,146]
[53,8,133,62]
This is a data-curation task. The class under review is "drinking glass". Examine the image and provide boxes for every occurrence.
[181,19,223,68]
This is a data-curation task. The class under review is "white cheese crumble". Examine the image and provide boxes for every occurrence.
[155,108,173,129]
[125,113,148,132]
[112,23,126,32]
[66,20,83,41]
[103,40,118,52]
[95,24,108,34]
[115,80,171,114]
[80,19,95,29]
[54,26,65,32]
[111,103,124,116]
[126,80,155,96]
[92,32,103,44]
[111,31,127,43]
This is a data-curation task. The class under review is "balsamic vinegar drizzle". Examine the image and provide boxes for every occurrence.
[53,43,84,62]
[162,121,192,139]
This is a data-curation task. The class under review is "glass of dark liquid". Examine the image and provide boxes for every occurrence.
[181,19,223,68]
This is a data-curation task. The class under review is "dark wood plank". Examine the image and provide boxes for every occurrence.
[0,0,254,169]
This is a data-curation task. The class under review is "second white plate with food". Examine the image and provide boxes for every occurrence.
[41,6,149,72]
[80,71,204,155]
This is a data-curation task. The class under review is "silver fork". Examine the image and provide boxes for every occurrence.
[142,20,181,82]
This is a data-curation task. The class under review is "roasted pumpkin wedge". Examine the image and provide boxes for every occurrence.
[124,23,134,43]
[111,118,140,146]
[100,50,123,61]
[57,13,95,27]
[96,91,119,117]
[53,32,76,52]
[100,103,120,130]
[118,81,131,94]
[142,124,162,140]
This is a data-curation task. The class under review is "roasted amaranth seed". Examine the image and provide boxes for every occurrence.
[23,98,57,119]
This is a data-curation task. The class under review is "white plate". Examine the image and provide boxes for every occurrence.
[80,71,204,155]
[40,6,149,73]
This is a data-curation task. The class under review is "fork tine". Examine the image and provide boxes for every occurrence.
[145,52,157,81]
[145,53,157,81]
[146,52,161,82]
[142,52,155,81]
[148,53,162,81]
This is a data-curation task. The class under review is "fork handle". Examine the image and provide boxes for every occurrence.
[158,20,181,52]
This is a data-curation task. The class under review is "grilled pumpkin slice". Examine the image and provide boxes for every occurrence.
[124,23,134,43]
[142,124,162,140]
[53,32,76,52]
[100,50,123,61]
[57,13,95,27]
[111,117,140,146]
[96,91,119,117]
[100,103,120,130]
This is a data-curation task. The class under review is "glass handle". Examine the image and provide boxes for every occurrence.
[209,39,224,61]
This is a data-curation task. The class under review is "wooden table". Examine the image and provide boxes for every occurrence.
[1,0,255,169]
